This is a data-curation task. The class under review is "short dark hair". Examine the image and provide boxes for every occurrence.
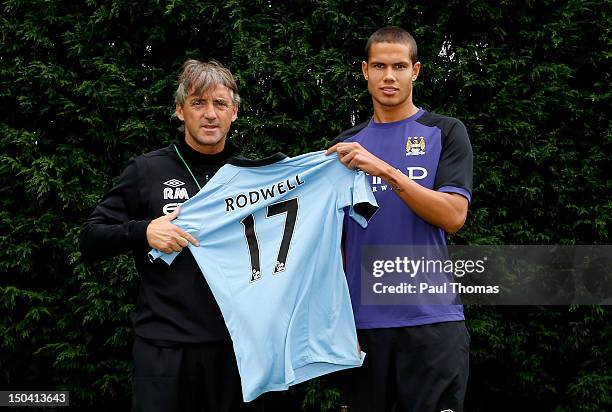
[365,26,418,64]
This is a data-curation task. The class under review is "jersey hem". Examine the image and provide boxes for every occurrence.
[242,354,365,402]
[355,313,465,329]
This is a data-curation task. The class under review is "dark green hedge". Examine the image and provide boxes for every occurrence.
[1,0,610,410]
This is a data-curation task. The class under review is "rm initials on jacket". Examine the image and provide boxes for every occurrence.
[164,187,190,200]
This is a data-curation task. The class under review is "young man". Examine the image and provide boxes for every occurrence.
[80,60,262,412]
[327,27,473,412]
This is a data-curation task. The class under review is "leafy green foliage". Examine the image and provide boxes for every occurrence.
[1,0,610,410]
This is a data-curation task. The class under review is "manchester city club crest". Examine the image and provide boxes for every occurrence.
[405,136,426,156]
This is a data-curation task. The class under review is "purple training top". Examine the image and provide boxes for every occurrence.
[334,108,473,329]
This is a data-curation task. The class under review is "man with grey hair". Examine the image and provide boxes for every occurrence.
[80,60,263,411]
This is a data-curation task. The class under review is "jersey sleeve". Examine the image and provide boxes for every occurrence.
[349,171,378,227]
[148,246,178,265]
[433,118,473,202]
[330,159,378,227]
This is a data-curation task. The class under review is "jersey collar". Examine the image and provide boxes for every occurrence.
[227,153,288,167]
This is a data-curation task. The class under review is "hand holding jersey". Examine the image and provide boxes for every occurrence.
[326,141,391,175]
[327,140,469,234]
[146,206,200,253]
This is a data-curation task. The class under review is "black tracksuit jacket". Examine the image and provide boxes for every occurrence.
[80,138,240,343]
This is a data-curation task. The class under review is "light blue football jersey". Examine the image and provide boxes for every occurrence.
[149,150,378,402]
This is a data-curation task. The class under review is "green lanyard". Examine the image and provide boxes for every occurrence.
[173,144,202,191]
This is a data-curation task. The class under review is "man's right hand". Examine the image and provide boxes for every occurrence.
[146,207,199,254]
